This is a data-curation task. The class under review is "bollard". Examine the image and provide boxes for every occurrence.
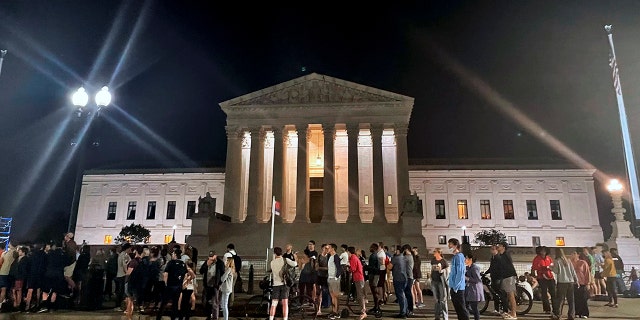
[248,264,254,294]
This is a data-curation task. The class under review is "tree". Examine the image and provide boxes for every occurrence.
[115,223,151,244]
[474,229,507,246]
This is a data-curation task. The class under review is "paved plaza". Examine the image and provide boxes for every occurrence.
[1,293,638,320]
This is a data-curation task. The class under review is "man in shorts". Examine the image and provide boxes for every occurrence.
[497,242,518,320]
[269,247,297,320]
[316,244,329,313]
[327,244,342,319]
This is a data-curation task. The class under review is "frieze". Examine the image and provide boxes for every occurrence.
[235,79,397,105]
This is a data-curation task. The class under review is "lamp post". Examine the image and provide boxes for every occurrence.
[170,225,177,244]
[461,225,471,255]
[0,50,7,78]
[67,86,112,234]
[605,178,640,265]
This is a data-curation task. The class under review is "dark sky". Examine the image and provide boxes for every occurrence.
[1,1,639,242]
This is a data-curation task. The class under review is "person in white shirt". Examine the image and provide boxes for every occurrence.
[222,243,238,306]
[270,247,297,320]
[518,276,533,300]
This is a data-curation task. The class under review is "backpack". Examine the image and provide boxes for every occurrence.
[232,253,242,272]
[281,261,296,287]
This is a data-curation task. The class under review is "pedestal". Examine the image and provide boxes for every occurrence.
[606,220,640,266]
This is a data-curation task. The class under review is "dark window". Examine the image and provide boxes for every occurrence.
[457,200,468,219]
[146,201,156,220]
[480,200,491,219]
[550,200,562,220]
[167,201,176,219]
[107,202,117,220]
[127,201,137,220]
[526,200,538,220]
[532,236,541,247]
[503,200,514,219]
[435,200,446,219]
[508,236,517,246]
[186,201,196,219]
[438,235,447,245]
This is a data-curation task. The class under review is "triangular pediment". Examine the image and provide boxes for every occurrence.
[220,73,413,107]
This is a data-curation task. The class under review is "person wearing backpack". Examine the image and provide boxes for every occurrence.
[156,248,187,320]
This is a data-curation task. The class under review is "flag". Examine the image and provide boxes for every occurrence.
[609,53,622,95]
[272,196,281,216]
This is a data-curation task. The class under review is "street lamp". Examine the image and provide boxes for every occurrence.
[461,225,471,255]
[67,85,112,234]
[170,225,177,243]
[606,179,634,239]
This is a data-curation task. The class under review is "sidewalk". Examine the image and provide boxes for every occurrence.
[0,293,639,319]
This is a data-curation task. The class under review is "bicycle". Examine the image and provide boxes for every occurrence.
[478,273,533,316]
[243,276,318,320]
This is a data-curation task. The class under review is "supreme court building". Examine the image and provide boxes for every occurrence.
[74,73,604,254]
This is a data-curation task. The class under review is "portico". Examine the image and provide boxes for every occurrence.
[220,73,414,225]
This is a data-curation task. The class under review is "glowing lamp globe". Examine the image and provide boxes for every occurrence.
[72,87,89,107]
[95,86,112,107]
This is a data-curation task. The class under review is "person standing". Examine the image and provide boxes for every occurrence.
[401,244,415,316]
[115,243,132,311]
[367,243,382,318]
[199,250,225,320]
[497,242,518,320]
[25,243,45,312]
[551,248,578,320]
[610,248,626,293]
[219,257,235,320]
[464,253,483,320]
[38,241,66,313]
[222,243,240,306]
[348,246,367,320]
[269,247,297,320]
[430,248,449,320]
[571,250,591,319]
[411,247,424,308]
[104,247,118,300]
[0,241,16,308]
[124,246,143,319]
[156,248,187,320]
[447,238,469,320]
[485,244,506,315]
[390,246,408,318]
[531,246,555,315]
[316,244,329,313]
[298,251,317,303]
[327,244,342,320]
[602,249,618,308]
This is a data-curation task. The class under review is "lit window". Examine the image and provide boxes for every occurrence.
[104,235,113,244]
[364,195,369,205]
[556,237,565,246]
[508,236,517,246]
[387,195,393,205]
[164,234,173,244]
[438,235,447,245]
[107,202,117,220]
[550,200,562,220]
[457,200,468,219]
[480,200,491,219]
[526,200,538,220]
[503,200,514,219]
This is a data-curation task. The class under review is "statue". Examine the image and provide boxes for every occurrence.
[197,192,215,216]
[401,191,422,217]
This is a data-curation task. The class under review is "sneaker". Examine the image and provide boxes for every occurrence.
[358,312,367,320]
[36,308,49,314]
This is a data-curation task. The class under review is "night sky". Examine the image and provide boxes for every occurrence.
[1,1,639,242]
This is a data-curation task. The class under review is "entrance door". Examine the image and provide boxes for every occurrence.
[309,191,323,223]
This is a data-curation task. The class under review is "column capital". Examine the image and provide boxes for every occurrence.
[346,123,360,134]
[249,127,266,140]
[393,123,409,136]
[370,125,384,137]
[225,126,244,139]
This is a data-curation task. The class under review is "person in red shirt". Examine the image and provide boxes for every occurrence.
[531,246,556,314]
[348,246,367,320]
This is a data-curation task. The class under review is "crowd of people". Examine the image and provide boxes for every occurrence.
[0,234,635,320]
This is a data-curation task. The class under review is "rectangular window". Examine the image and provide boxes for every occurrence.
[503,200,514,219]
[457,200,468,219]
[532,236,541,247]
[526,200,538,220]
[508,236,517,246]
[104,235,113,244]
[480,200,491,219]
[186,201,196,219]
[107,202,117,220]
[550,200,562,220]
[127,201,137,220]
[435,200,446,219]
[438,235,447,245]
[166,201,176,219]
[146,201,156,220]
[556,237,565,246]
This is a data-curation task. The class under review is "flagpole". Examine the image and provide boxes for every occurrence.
[266,196,276,274]
[0,50,6,78]
[605,25,640,219]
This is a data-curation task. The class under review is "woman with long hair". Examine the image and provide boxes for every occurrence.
[220,255,236,320]
[551,248,579,320]
[572,251,591,319]
[430,248,449,320]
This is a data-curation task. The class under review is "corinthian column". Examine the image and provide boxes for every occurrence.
[371,124,385,223]
[223,126,243,222]
[322,123,336,222]
[272,127,286,218]
[346,123,360,223]
[295,125,309,223]
[246,127,266,223]
[395,123,411,203]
